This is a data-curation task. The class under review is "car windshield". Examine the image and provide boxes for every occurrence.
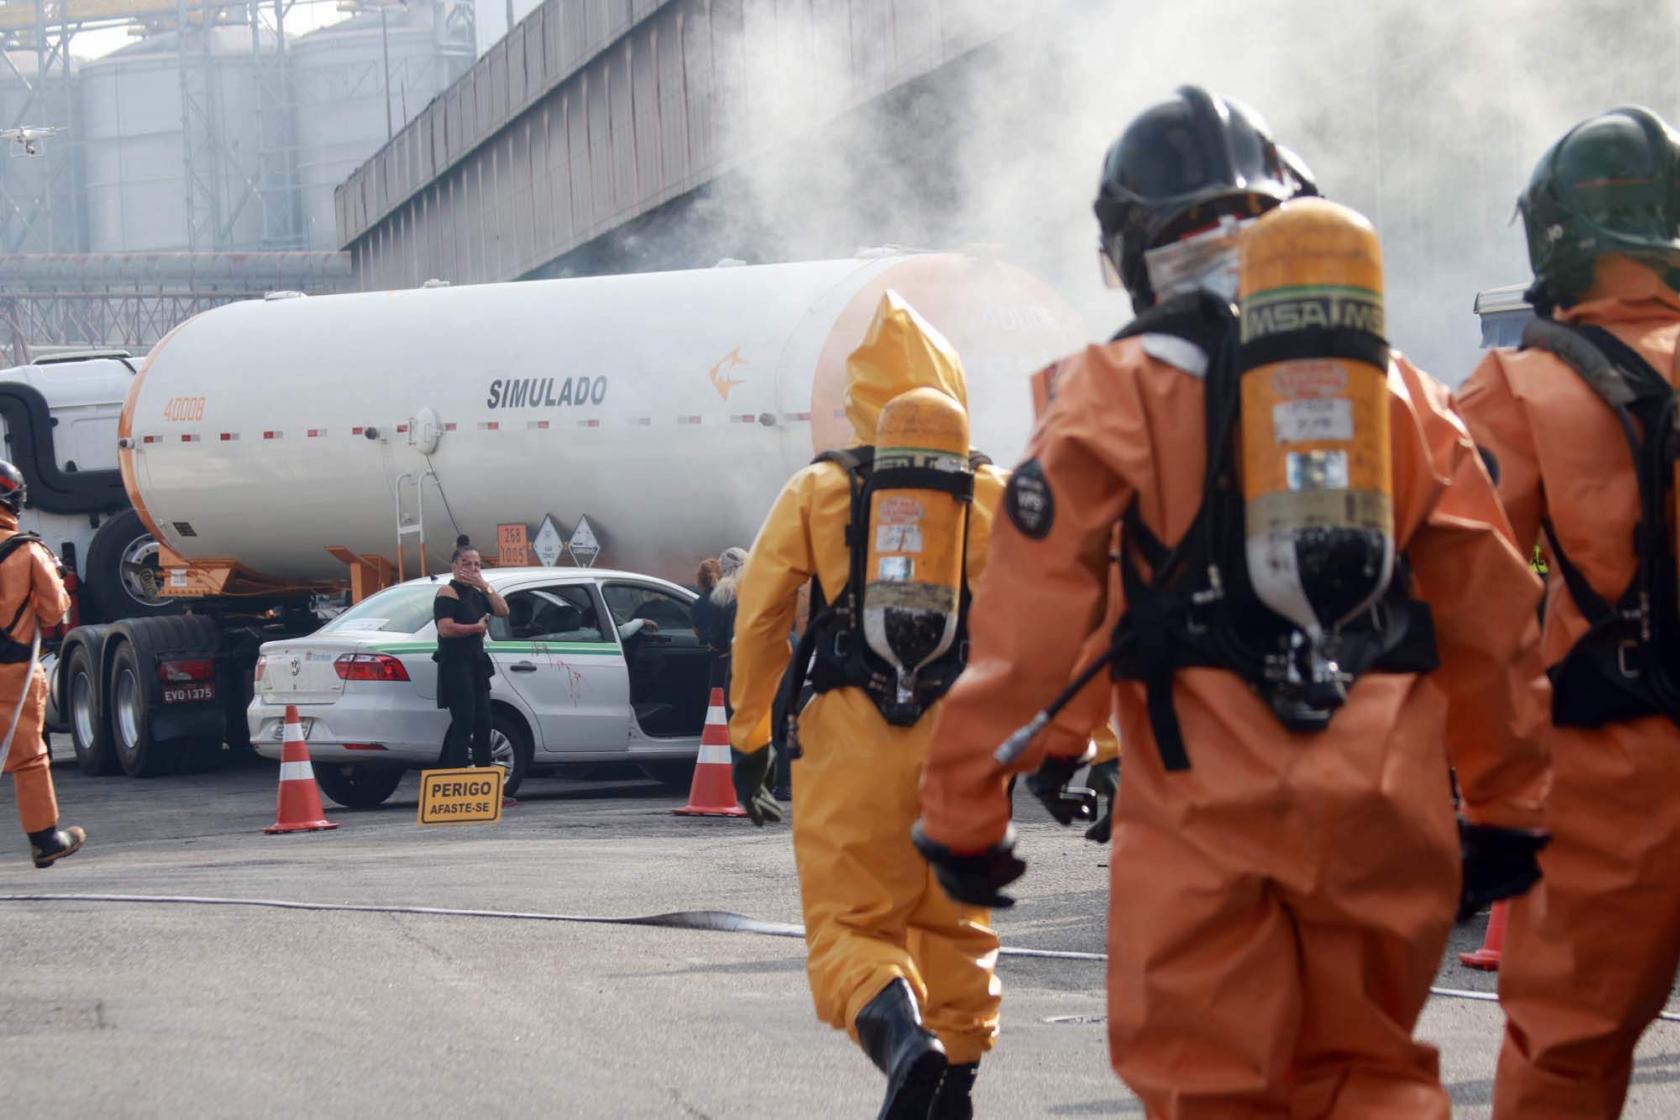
[318,584,442,635]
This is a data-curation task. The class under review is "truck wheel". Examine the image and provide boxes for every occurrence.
[66,643,119,775]
[84,510,179,623]
[109,642,173,777]
[313,762,405,808]
[489,712,532,797]
[637,757,696,792]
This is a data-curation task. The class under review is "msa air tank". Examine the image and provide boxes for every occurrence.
[861,386,972,724]
[1237,199,1395,696]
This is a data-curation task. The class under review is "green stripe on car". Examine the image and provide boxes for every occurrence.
[369,641,620,656]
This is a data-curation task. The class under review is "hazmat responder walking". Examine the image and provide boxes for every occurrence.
[1454,105,1680,1120]
[913,87,1553,1117]
[0,461,83,867]
[729,292,1006,1119]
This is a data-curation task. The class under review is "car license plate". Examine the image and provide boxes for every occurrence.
[161,682,216,704]
[270,719,311,741]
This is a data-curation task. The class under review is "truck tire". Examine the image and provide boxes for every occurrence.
[314,762,405,808]
[83,509,178,623]
[105,616,223,777]
[108,641,172,777]
[65,642,119,775]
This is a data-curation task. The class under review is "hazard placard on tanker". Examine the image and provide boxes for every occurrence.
[417,768,504,826]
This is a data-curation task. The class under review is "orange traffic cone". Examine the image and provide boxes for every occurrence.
[674,687,746,818]
[265,704,339,834]
[1458,900,1508,971]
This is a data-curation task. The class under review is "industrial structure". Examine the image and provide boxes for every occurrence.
[0,248,349,362]
[0,0,476,355]
[336,0,1022,290]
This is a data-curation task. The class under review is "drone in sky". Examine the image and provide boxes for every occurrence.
[0,126,63,157]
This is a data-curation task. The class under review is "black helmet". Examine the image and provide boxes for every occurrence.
[1094,86,1318,309]
[0,461,24,514]
[1519,106,1680,310]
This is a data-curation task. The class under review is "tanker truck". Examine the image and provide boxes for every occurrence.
[57,251,1088,778]
[0,350,178,627]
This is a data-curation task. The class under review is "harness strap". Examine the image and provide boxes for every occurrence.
[1237,326,1391,375]
[0,532,45,663]
[773,446,982,747]
[1538,517,1616,624]
[867,466,975,500]
[1521,318,1680,725]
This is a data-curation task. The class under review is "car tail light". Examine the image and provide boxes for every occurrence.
[158,658,214,683]
[334,653,410,682]
[254,655,266,683]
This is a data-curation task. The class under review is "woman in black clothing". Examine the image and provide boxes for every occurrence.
[433,535,509,768]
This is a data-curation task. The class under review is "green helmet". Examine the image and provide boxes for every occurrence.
[1519,105,1680,307]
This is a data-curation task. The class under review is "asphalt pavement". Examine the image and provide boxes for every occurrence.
[3,747,1678,1118]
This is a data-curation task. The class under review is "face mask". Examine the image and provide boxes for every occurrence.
[1143,215,1254,303]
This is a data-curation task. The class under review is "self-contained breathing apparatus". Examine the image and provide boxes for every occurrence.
[997,203,1439,773]
[1520,317,1680,726]
[0,529,48,772]
[0,530,46,665]
[773,390,988,759]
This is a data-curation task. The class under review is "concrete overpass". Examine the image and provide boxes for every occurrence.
[334,0,1023,289]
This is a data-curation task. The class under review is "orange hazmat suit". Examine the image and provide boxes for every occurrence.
[730,292,1008,1066]
[1456,254,1680,1119]
[920,334,1550,1117]
[0,509,71,836]
[1028,360,1125,769]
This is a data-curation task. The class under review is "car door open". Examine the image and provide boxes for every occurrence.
[600,581,710,738]
[488,582,630,754]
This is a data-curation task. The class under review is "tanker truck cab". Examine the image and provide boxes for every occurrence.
[248,567,708,807]
[0,351,166,628]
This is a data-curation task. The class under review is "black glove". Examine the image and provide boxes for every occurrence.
[1025,756,1098,826]
[911,823,1026,909]
[1084,758,1119,844]
[731,748,784,827]
[1457,821,1550,922]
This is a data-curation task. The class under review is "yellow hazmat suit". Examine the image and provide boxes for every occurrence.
[730,292,1008,1065]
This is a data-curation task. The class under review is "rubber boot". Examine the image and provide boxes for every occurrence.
[854,978,948,1120]
[931,1062,978,1120]
[28,825,85,869]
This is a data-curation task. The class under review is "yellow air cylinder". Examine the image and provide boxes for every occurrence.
[862,386,972,720]
[1237,198,1395,643]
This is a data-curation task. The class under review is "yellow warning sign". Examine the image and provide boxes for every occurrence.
[417,767,504,826]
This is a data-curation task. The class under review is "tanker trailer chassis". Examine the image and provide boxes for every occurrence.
[54,603,322,777]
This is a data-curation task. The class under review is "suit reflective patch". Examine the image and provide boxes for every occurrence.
[1006,459,1055,539]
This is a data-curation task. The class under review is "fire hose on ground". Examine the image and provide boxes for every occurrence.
[1,891,1675,1023]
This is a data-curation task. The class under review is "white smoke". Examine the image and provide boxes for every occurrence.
[704,0,1680,386]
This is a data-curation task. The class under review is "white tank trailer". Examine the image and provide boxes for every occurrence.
[57,252,1087,778]
[120,252,1085,586]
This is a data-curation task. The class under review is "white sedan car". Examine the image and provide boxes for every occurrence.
[250,567,712,807]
